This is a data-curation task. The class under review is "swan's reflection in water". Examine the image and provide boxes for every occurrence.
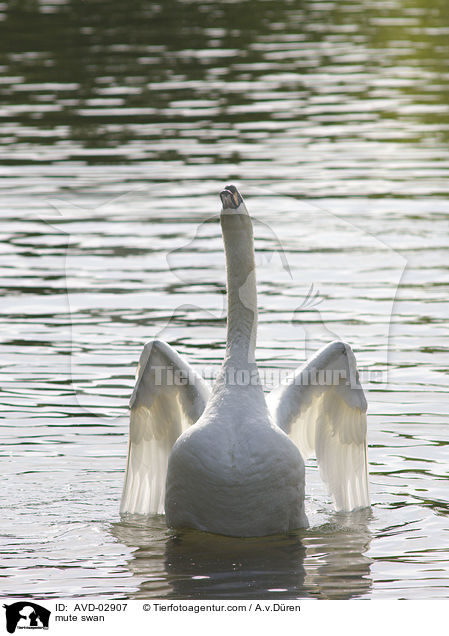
[112,510,373,599]
[164,531,307,599]
[302,509,373,599]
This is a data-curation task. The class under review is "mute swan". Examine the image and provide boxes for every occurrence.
[120,186,369,536]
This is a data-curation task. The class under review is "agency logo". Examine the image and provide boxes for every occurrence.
[45,185,405,412]
[3,602,51,634]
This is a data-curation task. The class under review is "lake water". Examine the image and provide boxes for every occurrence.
[1,0,448,600]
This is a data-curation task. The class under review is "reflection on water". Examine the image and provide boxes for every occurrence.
[164,532,307,600]
[111,510,372,600]
[1,0,449,600]
[302,510,373,600]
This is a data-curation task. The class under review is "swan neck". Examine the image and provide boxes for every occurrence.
[221,212,257,366]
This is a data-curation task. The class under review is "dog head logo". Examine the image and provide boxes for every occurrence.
[3,602,50,634]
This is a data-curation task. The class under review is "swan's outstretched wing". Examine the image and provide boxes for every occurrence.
[267,341,369,512]
[120,339,210,515]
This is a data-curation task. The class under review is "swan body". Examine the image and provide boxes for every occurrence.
[165,365,307,536]
[121,186,369,536]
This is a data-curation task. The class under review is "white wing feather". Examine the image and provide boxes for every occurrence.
[120,339,210,515]
[267,341,369,512]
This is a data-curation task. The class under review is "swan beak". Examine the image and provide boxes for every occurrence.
[220,184,243,210]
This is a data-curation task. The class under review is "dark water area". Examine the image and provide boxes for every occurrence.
[3,0,449,194]
[0,0,448,600]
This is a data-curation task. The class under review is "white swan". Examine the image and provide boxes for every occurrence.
[120,186,369,536]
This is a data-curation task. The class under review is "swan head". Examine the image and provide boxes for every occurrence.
[219,185,253,253]
[220,185,248,215]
